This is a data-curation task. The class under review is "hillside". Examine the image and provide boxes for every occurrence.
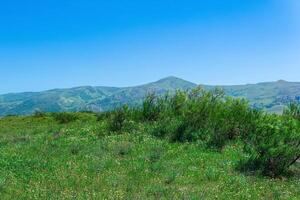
[1,77,300,116]
[0,77,196,116]
[0,88,299,199]
[220,80,300,113]
[0,113,299,199]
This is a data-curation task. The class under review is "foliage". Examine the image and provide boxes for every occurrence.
[33,110,47,118]
[141,89,300,176]
[44,89,300,177]
[114,142,133,156]
[0,115,299,199]
[140,92,164,121]
[242,114,300,177]
[284,102,300,120]
[1,85,300,200]
[145,87,260,149]
[52,112,79,124]
[107,106,129,132]
[96,112,110,121]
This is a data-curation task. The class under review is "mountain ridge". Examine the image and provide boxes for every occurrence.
[1,76,300,116]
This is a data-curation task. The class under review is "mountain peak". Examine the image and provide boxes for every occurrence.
[155,76,192,84]
[277,79,288,83]
[150,76,197,90]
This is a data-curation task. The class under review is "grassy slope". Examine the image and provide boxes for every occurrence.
[0,114,299,199]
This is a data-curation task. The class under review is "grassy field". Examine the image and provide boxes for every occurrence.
[0,113,299,199]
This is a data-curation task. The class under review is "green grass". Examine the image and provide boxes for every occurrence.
[0,114,299,199]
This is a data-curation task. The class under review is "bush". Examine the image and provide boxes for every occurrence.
[107,106,129,132]
[150,117,186,142]
[140,93,162,121]
[242,114,300,177]
[99,88,300,177]
[147,87,261,148]
[284,102,300,120]
[207,98,261,148]
[170,90,187,115]
[53,112,78,124]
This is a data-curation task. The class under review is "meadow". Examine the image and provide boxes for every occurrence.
[0,88,299,199]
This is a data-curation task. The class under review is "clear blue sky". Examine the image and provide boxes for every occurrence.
[0,0,299,94]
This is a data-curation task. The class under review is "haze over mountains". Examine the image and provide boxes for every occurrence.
[1,76,300,116]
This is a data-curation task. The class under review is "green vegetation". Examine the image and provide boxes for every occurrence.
[0,88,299,199]
[284,102,300,120]
[52,112,79,124]
[1,77,300,116]
[242,114,300,177]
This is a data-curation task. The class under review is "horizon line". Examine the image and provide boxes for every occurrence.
[0,76,296,96]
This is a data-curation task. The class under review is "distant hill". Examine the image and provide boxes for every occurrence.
[220,80,300,113]
[1,76,300,116]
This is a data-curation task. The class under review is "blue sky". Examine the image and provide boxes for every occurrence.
[0,0,299,93]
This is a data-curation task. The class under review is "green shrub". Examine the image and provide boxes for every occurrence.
[207,98,261,148]
[53,112,78,124]
[147,87,261,149]
[242,115,300,177]
[217,98,257,139]
[141,93,164,121]
[97,88,300,177]
[170,90,188,115]
[284,102,300,120]
[150,117,184,140]
[107,106,129,132]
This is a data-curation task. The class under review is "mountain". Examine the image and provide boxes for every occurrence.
[0,76,196,116]
[0,77,300,116]
[0,86,119,115]
[220,80,300,113]
[85,76,197,112]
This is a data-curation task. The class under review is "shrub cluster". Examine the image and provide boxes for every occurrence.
[104,105,138,132]
[242,114,300,177]
[98,87,300,177]
[284,102,300,121]
[107,106,128,132]
[141,87,258,149]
